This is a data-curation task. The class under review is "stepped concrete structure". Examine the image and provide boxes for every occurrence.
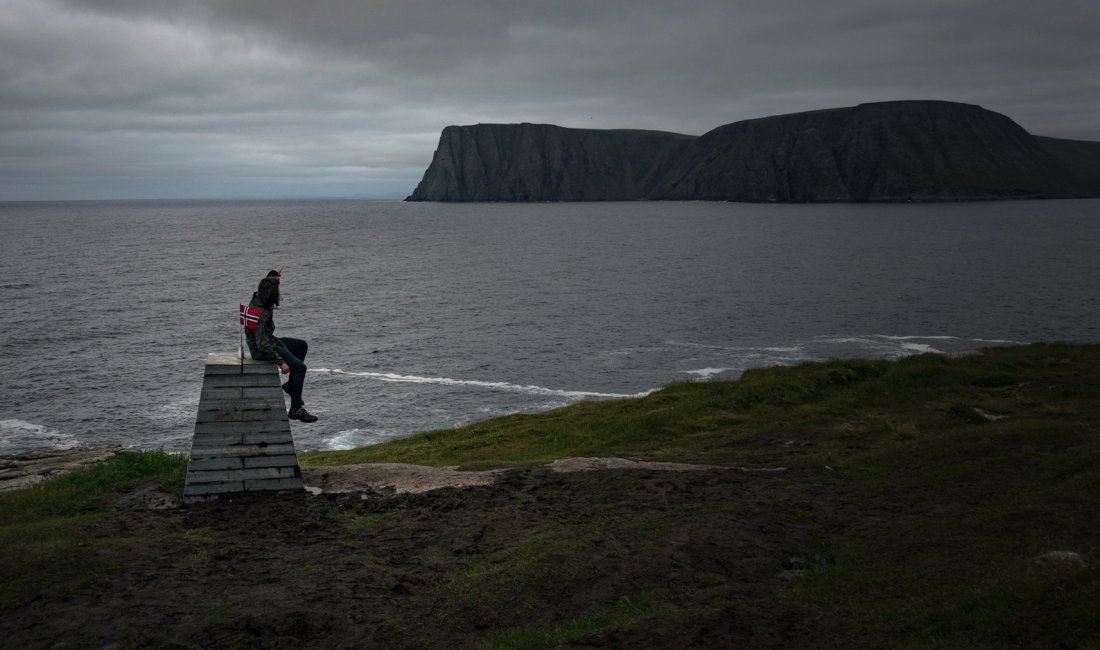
[183,351,304,498]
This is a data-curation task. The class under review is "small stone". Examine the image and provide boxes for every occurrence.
[1037,551,1088,567]
[972,407,1008,422]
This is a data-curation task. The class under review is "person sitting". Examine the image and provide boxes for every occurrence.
[244,267,318,423]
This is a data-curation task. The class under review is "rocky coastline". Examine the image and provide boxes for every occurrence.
[0,445,129,493]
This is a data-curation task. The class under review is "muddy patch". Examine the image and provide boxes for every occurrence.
[116,481,183,511]
[300,457,768,495]
[546,456,787,473]
[1,465,835,649]
[301,462,510,494]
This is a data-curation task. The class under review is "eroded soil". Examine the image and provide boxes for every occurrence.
[2,464,841,648]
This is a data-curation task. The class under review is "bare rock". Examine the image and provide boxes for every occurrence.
[0,445,127,493]
[972,408,1009,422]
[1037,551,1088,567]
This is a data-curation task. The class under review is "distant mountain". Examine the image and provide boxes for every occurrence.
[406,101,1100,202]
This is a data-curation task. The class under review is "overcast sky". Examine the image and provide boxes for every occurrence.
[1,0,1097,200]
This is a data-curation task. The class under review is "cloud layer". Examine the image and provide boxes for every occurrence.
[2,0,1097,199]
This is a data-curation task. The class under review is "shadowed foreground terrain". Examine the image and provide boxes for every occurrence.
[2,343,1098,648]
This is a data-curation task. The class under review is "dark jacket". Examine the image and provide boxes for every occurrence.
[244,291,284,364]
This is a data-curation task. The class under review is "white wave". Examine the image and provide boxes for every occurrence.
[859,334,1020,345]
[666,339,803,354]
[815,336,878,345]
[0,419,79,452]
[682,367,736,378]
[601,346,670,356]
[819,334,1021,348]
[146,395,200,424]
[899,342,942,355]
[321,428,376,451]
[871,334,961,341]
[311,368,653,399]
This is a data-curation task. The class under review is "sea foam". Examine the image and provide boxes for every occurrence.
[0,419,79,452]
[682,367,736,378]
[311,368,652,399]
[322,428,379,451]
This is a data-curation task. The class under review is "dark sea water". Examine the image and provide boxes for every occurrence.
[2,199,1099,454]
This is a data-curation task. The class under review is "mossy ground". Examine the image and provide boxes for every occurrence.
[2,343,1098,648]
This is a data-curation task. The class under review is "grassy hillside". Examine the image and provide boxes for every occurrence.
[305,342,1100,474]
[2,343,1098,648]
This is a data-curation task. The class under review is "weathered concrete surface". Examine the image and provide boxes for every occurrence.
[184,351,304,497]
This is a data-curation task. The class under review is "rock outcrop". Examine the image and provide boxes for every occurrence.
[0,446,127,493]
[406,100,1100,202]
[1035,136,1100,196]
[407,124,694,201]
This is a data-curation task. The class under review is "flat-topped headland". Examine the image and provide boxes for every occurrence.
[407,100,1100,202]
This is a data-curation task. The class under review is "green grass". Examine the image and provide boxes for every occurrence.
[1,450,186,520]
[482,591,678,650]
[299,342,1100,647]
[4,343,1099,647]
[0,451,187,608]
[303,342,1100,472]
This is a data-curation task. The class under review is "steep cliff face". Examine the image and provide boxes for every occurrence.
[406,123,694,201]
[1035,136,1100,196]
[651,101,1078,201]
[406,101,1100,202]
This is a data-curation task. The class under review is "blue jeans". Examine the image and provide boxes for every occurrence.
[275,337,308,410]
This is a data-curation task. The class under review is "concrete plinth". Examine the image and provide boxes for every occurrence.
[184,352,304,497]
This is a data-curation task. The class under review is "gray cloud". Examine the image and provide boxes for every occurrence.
[1,0,1097,199]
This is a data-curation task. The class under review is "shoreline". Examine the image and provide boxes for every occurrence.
[0,445,129,494]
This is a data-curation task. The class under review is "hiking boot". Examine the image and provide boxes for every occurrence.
[288,406,318,423]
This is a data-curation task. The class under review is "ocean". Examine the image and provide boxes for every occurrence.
[2,198,1098,454]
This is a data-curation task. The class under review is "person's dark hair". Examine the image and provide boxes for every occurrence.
[257,276,280,309]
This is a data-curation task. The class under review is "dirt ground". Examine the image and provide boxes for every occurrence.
[2,461,840,649]
[298,457,784,495]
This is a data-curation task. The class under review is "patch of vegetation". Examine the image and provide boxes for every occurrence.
[4,344,1099,647]
[483,591,676,650]
[303,343,1097,472]
[301,343,1100,647]
[0,451,187,608]
[322,506,392,531]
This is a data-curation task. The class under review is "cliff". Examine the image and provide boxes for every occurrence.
[406,124,694,201]
[406,101,1100,202]
[1035,136,1100,196]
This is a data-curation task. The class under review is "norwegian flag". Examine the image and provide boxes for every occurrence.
[239,304,262,330]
